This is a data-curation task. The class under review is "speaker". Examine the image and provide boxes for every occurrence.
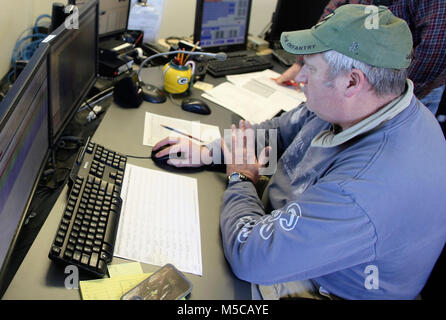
[192,61,207,82]
[113,73,144,108]
[50,2,69,32]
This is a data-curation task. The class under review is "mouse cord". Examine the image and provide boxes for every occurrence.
[125,154,152,160]
[168,93,183,107]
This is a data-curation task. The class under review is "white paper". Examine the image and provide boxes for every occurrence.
[128,0,164,42]
[143,112,221,146]
[202,70,306,123]
[227,69,307,110]
[114,164,203,276]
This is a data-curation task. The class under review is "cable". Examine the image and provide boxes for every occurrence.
[78,87,114,112]
[8,14,51,84]
[125,154,152,160]
[84,100,98,117]
[137,50,227,82]
[167,93,183,107]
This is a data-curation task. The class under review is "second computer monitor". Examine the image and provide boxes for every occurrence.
[266,0,330,45]
[0,44,50,291]
[47,0,99,143]
[70,0,130,38]
[194,0,252,52]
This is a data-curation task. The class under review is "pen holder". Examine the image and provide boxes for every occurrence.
[162,60,195,94]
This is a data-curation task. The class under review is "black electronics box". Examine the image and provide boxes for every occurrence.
[98,55,133,78]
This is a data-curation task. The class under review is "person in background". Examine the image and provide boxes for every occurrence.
[275,0,446,116]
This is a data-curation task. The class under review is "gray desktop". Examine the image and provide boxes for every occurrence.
[3,65,290,299]
[1,0,287,300]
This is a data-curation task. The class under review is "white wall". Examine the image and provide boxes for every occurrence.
[159,0,277,39]
[0,0,278,78]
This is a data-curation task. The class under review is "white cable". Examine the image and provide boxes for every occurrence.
[137,50,227,82]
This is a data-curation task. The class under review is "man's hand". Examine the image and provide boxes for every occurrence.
[152,136,212,168]
[221,120,271,184]
[274,63,302,87]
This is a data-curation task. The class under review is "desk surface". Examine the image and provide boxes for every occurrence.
[3,61,285,300]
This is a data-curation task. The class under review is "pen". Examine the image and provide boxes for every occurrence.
[184,41,200,64]
[161,124,204,143]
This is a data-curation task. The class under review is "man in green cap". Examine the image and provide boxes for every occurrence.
[276,0,446,116]
[152,5,446,299]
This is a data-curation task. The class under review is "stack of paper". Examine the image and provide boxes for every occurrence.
[114,164,203,276]
[202,69,306,124]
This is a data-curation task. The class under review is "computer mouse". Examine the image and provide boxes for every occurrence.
[181,98,211,115]
[142,83,167,103]
[151,145,184,165]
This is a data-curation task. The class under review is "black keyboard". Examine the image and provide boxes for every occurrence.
[207,55,273,77]
[48,140,127,276]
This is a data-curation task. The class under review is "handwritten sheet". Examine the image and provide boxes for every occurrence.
[114,164,203,276]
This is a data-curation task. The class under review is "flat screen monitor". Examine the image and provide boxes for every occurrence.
[47,0,98,144]
[70,0,130,38]
[193,0,252,52]
[0,44,50,291]
[265,0,330,46]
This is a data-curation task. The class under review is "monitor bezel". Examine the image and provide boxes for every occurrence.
[193,0,253,53]
[70,0,130,39]
[0,43,51,295]
[46,0,99,147]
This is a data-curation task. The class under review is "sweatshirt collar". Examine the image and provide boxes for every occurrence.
[311,80,414,148]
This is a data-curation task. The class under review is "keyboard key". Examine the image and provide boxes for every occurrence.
[97,259,107,274]
[73,250,82,262]
[89,252,99,268]
[51,245,61,256]
[64,250,73,260]
[81,254,90,266]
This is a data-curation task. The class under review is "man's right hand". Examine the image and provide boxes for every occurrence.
[152,137,212,168]
[274,63,302,86]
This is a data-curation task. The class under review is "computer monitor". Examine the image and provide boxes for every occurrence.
[265,0,330,46]
[0,44,50,290]
[47,0,99,144]
[193,0,252,52]
[70,0,130,38]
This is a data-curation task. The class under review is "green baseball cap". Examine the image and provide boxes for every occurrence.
[280,4,413,69]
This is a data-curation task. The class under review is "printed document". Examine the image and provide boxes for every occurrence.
[114,164,202,276]
[202,69,306,123]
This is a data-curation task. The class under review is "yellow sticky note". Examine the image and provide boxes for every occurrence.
[79,273,151,300]
[193,81,214,92]
[108,262,144,278]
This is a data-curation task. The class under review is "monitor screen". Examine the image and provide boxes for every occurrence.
[265,0,330,45]
[47,0,98,143]
[70,0,130,38]
[0,44,50,285]
[194,0,252,52]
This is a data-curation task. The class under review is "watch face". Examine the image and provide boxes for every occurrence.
[231,172,240,181]
[229,172,241,182]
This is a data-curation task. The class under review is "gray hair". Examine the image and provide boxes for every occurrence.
[321,50,407,97]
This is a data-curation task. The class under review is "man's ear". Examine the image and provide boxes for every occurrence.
[344,69,366,98]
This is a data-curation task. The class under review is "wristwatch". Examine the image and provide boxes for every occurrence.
[226,172,252,186]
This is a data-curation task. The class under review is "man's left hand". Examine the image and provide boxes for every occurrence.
[222,120,271,184]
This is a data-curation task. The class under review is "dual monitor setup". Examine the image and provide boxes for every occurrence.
[0,0,99,291]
